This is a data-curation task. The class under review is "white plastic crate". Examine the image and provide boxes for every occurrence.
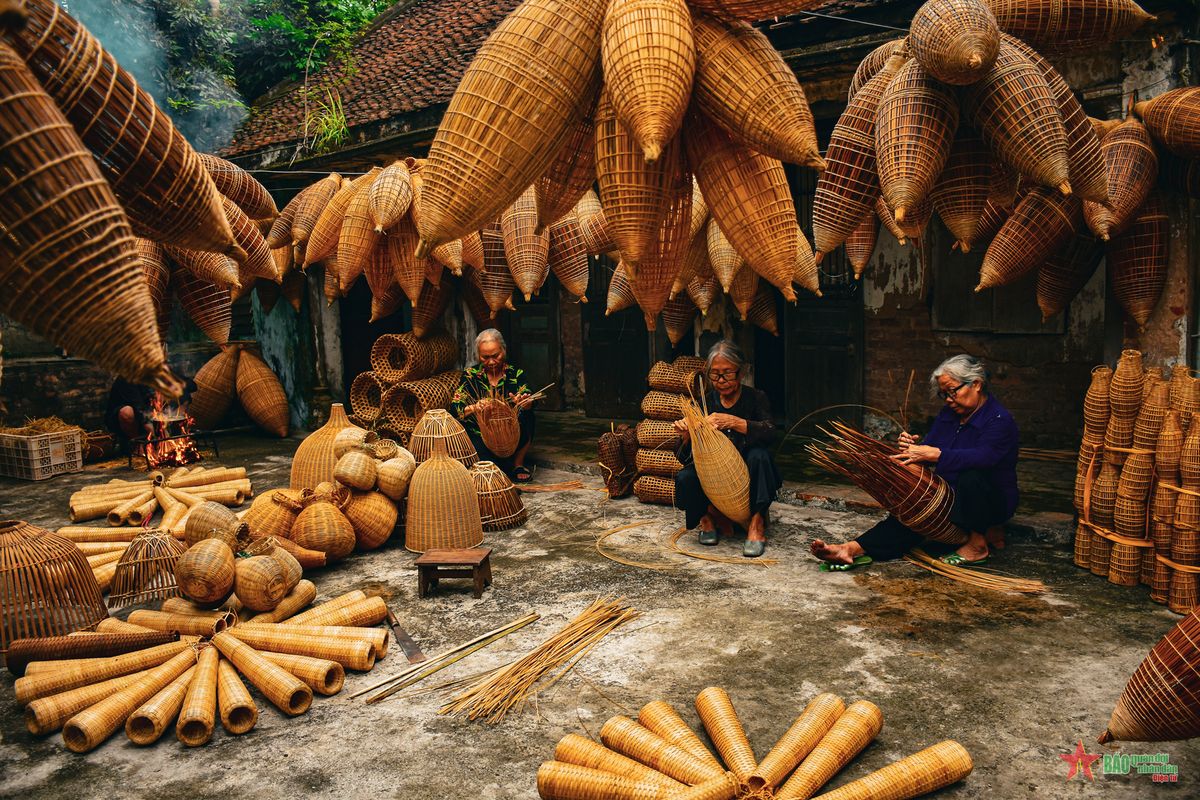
[0,428,84,480]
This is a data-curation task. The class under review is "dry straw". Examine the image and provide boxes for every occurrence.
[211,631,313,716]
[776,701,884,800]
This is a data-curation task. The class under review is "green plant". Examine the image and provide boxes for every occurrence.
[305,88,348,153]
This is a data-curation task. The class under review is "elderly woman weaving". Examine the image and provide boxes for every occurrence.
[812,354,1019,569]
[451,329,536,482]
[672,340,783,558]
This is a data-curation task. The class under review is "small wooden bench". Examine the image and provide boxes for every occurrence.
[414,547,493,599]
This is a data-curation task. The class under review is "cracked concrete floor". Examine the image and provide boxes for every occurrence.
[0,437,1196,799]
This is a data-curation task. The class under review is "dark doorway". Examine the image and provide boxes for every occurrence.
[338,277,411,397]
[581,254,655,419]
[497,290,564,410]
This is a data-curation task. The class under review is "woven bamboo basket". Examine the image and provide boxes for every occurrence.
[928,129,989,252]
[1104,419,1134,462]
[775,701,883,800]
[599,428,634,498]
[548,212,591,302]
[416,0,607,254]
[811,740,973,800]
[291,173,342,246]
[200,153,277,221]
[460,230,486,273]
[537,106,598,233]
[6,631,177,678]
[258,651,344,695]
[126,609,233,638]
[336,180,379,293]
[963,41,1070,194]
[535,761,675,800]
[635,472,677,506]
[166,243,240,289]
[174,645,219,746]
[638,700,723,768]
[242,489,302,543]
[502,184,551,301]
[1116,451,1154,505]
[1087,459,1119,575]
[1133,381,1170,451]
[812,52,907,257]
[370,331,451,384]
[7,0,237,257]
[409,409,479,467]
[642,391,686,421]
[461,268,496,328]
[390,371,463,422]
[977,188,1082,290]
[369,161,413,232]
[405,443,485,553]
[471,461,529,531]
[266,192,299,248]
[554,732,686,790]
[244,536,302,594]
[672,225,708,298]
[60,648,197,753]
[909,0,998,84]
[1084,119,1158,241]
[187,347,238,429]
[13,638,195,705]
[594,91,686,267]
[211,631,313,716]
[342,490,398,550]
[1101,602,1200,742]
[385,214,428,306]
[377,452,418,502]
[842,213,878,280]
[601,0,693,163]
[876,59,959,221]
[292,498,356,561]
[1036,232,1106,320]
[230,624,380,671]
[291,404,361,490]
[635,448,685,477]
[235,349,289,437]
[215,657,257,735]
[0,42,180,391]
[630,173,693,329]
[277,596,387,630]
[695,687,757,781]
[380,387,418,440]
[123,665,194,745]
[606,261,638,316]
[136,238,173,340]
[1156,149,1200,199]
[986,0,1155,53]
[334,448,379,492]
[1135,88,1200,157]
[636,420,681,450]
[688,273,720,315]
[234,555,288,613]
[686,1,833,20]
[663,293,698,346]
[690,13,820,168]
[1109,349,1145,424]
[222,197,278,282]
[410,279,453,338]
[303,169,378,267]
[245,579,316,624]
[172,266,235,347]
[707,219,744,293]
[648,361,702,395]
[746,284,779,335]
[599,715,726,785]
[475,399,522,458]
[576,189,617,255]
[109,531,186,608]
[848,38,905,101]
[0,521,107,653]
[283,589,367,627]
[681,398,751,525]
[433,238,465,279]
[747,693,845,791]
[1108,191,1168,328]
[686,109,798,299]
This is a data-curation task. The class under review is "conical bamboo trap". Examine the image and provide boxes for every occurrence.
[1084,117,1157,241]
[909,0,999,85]
[199,153,277,222]
[1135,87,1200,158]
[986,0,1154,53]
[404,443,485,553]
[409,409,480,467]
[236,349,290,438]
[471,461,529,531]
[1107,191,1168,329]
[537,97,599,232]
[680,396,751,527]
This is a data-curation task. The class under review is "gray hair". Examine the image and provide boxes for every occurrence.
[475,328,505,356]
[931,354,988,396]
[705,340,746,377]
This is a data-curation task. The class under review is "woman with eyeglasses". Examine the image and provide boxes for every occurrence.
[450,328,536,482]
[811,354,1019,570]
[672,340,783,558]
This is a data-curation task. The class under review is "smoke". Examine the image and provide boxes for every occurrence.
[59,0,247,153]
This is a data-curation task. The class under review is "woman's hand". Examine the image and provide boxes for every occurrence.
[463,403,478,417]
[707,413,747,435]
[511,392,532,410]
[898,431,920,450]
[890,444,941,465]
[673,418,690,444]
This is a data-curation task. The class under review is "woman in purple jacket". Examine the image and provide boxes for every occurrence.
[811,354,1019,569]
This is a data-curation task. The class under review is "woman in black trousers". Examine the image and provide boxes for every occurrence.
[673,340,782,558]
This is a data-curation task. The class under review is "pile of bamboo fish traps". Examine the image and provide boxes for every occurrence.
[59,466,254,593]
[347,330,459,438]
[817,0,1187,331]
[8,587,391,753]
[1074,350,1200,614]
[186,345,290,436]
[537,686,973,800]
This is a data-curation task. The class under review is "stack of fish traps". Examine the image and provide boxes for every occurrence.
[632,356,704,506]
[349,330,459,443]
[1074,350,1200,614]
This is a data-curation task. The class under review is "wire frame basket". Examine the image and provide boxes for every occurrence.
[1084,119,1158,242]
[7,0,237,256]
[812,52,906,257]
[1108,191,1168,328]
[977,187,1082,290]
[691,13,820,168]
[643,391,686,421]
[0,520,108,652]
[547,212,591,302]
[634,474,676,506]
[291,404,361,490]
[108,530,187,608]
[406,443,485,552]
[409,409,480,467]
[471,461,528,531]
[502,184,551,301]
[909,0,999,85]
[636,448,684,478]
[537,102,598,233]
[173,266,232,345]
[1135,88,1200,159]
[416,0,607,253]
[962,41,1070,194]
[986,0,1154,53]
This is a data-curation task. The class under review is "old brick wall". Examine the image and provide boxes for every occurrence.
[558,284,585,405]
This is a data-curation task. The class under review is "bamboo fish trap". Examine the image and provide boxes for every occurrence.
[681,396,751,526]
[808,423,967,545]
[109,531,187,608]
[1135,88,1200,158]
[635,475,675,506]
[236,349,290,437]
[409,409,479,467]
[1107,191,1168,328]
[199,153,277,222]
[547,212,591,302]
[405,442,485,553]
[909,0,999,85]
[471,461,529,531]
[291,404,362,490]
[537,103,598,233]
[985,0,1155,53]
[475,398,522,458]
[1083,118,1157,241]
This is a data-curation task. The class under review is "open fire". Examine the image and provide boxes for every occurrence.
[143,392,201,469]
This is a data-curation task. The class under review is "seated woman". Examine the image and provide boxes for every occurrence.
[673,340,783,558]
[450,328,536,482]
[811,354,1019,570]
[104,376,154,454]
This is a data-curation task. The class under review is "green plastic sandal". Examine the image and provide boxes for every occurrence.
[818,555,873,572]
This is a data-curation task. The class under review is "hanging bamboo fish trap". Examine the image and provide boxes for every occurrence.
[688,272,720,315]
[977,187,1082,290]
[631,173,693,330]
[929,129,990,252]
[662,293,698,346]
[222,197,278,282]
[172,267,232,346]
[909,0,998,84]
[691,12,821,168]
[236,349,290,437]
[416,0,607,254]
[291,404,362,490]
[548,212,591,302]
[290,173,343,247]
[707,219,744,293]
[166,243,240,289]
[680,397,751,526]
[1084,118,1157,241]
[199,153,277,221]
[386,215,428,306]
[304,169,379,266]
[502,185,551,302]
[848,37,905,101]
[728,264,760,320]
[575,189,617,256]
[411,279,453,338]
[338,179,380,293]
[1036,232,1106,321]
[136,238,173,341]
[686,1,831,20]
[1135,87,1200,158]
[405,443,485,553]
[606,262,637,316]
[746,285,780,336]
[4,0,238,256]
[369,160,414,232]
[409,409,479,467]
[985,0,1155,53]
[1108,191,1168,329]
[471,461,528,531]
[0,521,108,652]
[537,97,599,232]
[812,52,907,257]
[809,423,967,544]
[962,41,1071,194]
[109,531,187,608]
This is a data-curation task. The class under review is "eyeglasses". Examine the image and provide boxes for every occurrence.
[937,381,969,400]
[708,369,739,383]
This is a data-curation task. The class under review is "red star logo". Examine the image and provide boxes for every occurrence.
[1060,740,1102,781]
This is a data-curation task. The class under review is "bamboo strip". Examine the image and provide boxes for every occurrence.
[210,632,313,716]
[259,651,345,696]
[125,666,195,745]
[638,700,722,769]
[216,657,258,734]
[695,687,757,782]
[243,580,317,624]
[25,671,148,736]
[174,644,218,745]
[748,693,846,790]
[776,701,884,800]
[14,640,195,704]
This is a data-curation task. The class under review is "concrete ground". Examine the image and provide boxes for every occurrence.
[0,428,1196,799]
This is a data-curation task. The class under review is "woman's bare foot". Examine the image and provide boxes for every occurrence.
[985,525,1006,550]
[954,530,989,562]
[747,513,767,543]
[708,505,735,538]
[810,539,864,565]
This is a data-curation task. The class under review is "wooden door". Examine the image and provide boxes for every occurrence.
[581,254,654,418]
[498,290,563,410]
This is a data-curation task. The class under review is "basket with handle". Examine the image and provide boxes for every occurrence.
[471,460,529,531]
[291,491,356,562]
[405,441,485,553]
[537,107,597,234]
[908,0,998,85]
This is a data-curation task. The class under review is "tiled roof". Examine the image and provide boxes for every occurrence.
[223,0,895,160]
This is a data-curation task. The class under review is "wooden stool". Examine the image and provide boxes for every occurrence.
[414,547,493,599]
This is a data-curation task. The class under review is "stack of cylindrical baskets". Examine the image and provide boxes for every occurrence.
[622,356,705,506]
[1074,350,1200,615]
[348,330,459,442]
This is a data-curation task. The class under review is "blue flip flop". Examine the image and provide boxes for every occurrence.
[819,555,873,572]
